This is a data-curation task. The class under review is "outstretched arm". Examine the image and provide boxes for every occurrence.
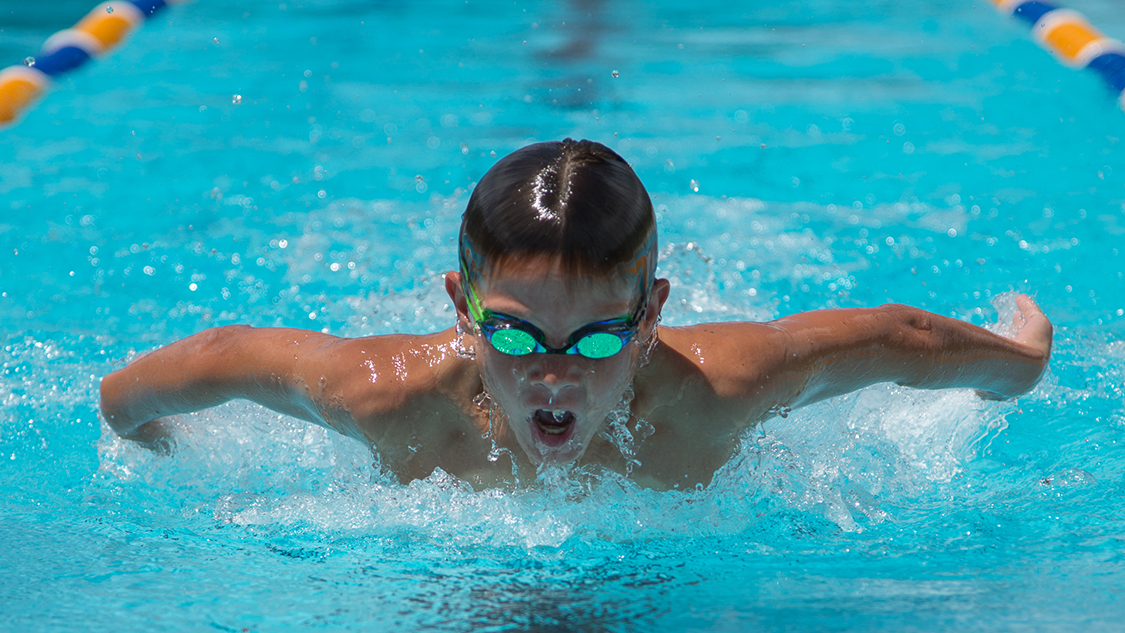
[99,326,370,446]
[765,294,1052,409]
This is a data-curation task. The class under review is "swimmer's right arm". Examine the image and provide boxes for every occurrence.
[99,325,365,444]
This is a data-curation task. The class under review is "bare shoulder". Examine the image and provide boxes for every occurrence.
[294,328,479,422]
[644,322,790,397]
[632,322,789,437]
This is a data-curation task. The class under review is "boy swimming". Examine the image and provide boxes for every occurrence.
[100,139,1053,490]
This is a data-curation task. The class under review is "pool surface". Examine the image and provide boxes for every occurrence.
[3,0,1125,630]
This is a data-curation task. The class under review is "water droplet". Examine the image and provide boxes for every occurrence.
[232,94,242,104]
[611,70,619,78]
[106,5,114,12]
[689,179,699,192]
[23,57,35,67]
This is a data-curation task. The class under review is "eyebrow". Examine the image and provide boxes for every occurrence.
[481,309,632,332]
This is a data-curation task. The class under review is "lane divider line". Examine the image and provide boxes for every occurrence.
[0,0,189,128]
[992,0,1125,111]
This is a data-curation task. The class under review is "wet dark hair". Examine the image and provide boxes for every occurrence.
[459,138,656,289]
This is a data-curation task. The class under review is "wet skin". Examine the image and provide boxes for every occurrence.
[100,256,1053,490]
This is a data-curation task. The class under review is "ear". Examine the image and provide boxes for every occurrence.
[642,278,671,334]
[444,271,472,327]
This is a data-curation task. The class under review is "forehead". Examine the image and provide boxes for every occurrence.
[477,254,637,309]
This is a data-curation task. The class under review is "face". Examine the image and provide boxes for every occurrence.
[447,255,665,467]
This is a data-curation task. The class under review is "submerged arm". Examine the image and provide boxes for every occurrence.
[99,326,368,445]
[753,294,1052,410]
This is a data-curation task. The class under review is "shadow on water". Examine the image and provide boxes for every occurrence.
[531,0,613,110]
[394,562,667,631]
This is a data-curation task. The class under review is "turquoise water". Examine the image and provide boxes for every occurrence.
[3,0,1125,629]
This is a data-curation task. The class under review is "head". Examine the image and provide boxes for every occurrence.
[445,139,670,467]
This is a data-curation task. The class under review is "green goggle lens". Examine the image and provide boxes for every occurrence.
[574,332,625,359]
[489,328,539,356]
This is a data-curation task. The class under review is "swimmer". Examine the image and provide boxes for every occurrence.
[99,139,1054,489]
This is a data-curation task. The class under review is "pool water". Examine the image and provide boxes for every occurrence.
[3,0,1125,630]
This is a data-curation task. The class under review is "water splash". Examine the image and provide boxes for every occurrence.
[474,390,518,482]
[595,385,650,476]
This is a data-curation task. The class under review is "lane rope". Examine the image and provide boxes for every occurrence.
[992,0,1125,111]
[0,0,189,128]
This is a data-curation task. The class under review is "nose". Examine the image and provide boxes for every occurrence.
[527,355,583,397]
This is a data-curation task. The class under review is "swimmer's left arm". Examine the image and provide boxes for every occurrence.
[715,294,1052,411]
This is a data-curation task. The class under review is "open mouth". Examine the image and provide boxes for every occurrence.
[532,409,577,447]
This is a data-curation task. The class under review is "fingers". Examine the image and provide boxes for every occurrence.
[1014,294,1042,316]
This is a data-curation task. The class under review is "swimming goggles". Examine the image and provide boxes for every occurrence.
[463,279,645,359]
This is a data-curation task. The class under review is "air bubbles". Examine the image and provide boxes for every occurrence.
[232,94,242,104]
[611,70,619,78]
[415,175,424,183]
[903,142,915,154]
[415,175,428,193]
[213,37,219,43]
[893,122,906,136]
[689,179,699,192]
[106,5,114,12]
[22,57,35,67]
[317,190,326,199]
[490,150,497,157]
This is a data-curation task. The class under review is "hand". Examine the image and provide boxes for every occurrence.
[1009,294,1053,360]
[976,294,1052,401]
[117,416,178,455]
